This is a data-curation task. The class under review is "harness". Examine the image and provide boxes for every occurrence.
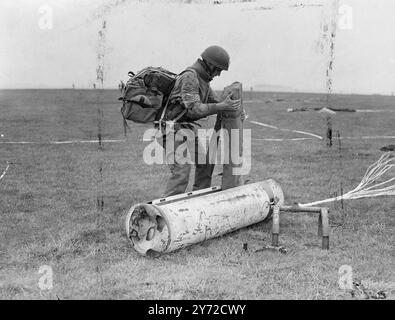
[154,68,200,135]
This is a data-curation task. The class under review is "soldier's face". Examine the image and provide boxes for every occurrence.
[206,61,223,78]
[212,67,222,77]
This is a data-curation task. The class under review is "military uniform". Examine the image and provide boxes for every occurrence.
[160,59,222,197]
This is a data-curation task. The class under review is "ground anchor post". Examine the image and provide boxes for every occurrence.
[271,205,330,250]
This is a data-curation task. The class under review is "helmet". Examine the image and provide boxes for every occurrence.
[201,45,230,71]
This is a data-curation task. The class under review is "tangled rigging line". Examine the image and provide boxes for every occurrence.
[300,152,395,207]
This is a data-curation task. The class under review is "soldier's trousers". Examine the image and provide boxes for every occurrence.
[162,130,215,197]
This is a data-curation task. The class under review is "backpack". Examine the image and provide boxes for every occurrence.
[119,67,178,125]
[119,67,198,136]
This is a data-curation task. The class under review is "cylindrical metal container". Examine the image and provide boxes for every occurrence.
[125,179,284,255]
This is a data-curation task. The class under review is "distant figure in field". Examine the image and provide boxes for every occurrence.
[93,83,96,89]
[120,80,125,92]
[72,83,75,89]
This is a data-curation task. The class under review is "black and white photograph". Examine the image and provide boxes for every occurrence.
[0,0,394,305]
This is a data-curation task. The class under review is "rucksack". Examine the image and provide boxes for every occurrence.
[119,67,198,136]
[119,67,178,125]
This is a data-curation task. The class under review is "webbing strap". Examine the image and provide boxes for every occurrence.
[158,68,197,129]
[260,182,276,219]
[261,183,275,205]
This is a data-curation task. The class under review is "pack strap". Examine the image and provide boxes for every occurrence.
[122,115,130,137]
[157,68,197,133]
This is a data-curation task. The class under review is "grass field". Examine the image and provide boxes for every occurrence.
[0,89,394,300]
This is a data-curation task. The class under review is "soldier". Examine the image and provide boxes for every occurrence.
[160,45,242,197]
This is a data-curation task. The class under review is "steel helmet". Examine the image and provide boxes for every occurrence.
[201,45,230,71]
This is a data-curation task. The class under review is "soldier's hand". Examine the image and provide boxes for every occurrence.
[217,94,242,112]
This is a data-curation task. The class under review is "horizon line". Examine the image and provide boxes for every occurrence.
[0,88,394,97]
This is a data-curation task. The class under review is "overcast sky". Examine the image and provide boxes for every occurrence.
[0,0,394,94]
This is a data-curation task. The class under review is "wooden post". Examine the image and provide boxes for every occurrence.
[320,208,330,249]
[272,206,280,246]
[220,82,244,190]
